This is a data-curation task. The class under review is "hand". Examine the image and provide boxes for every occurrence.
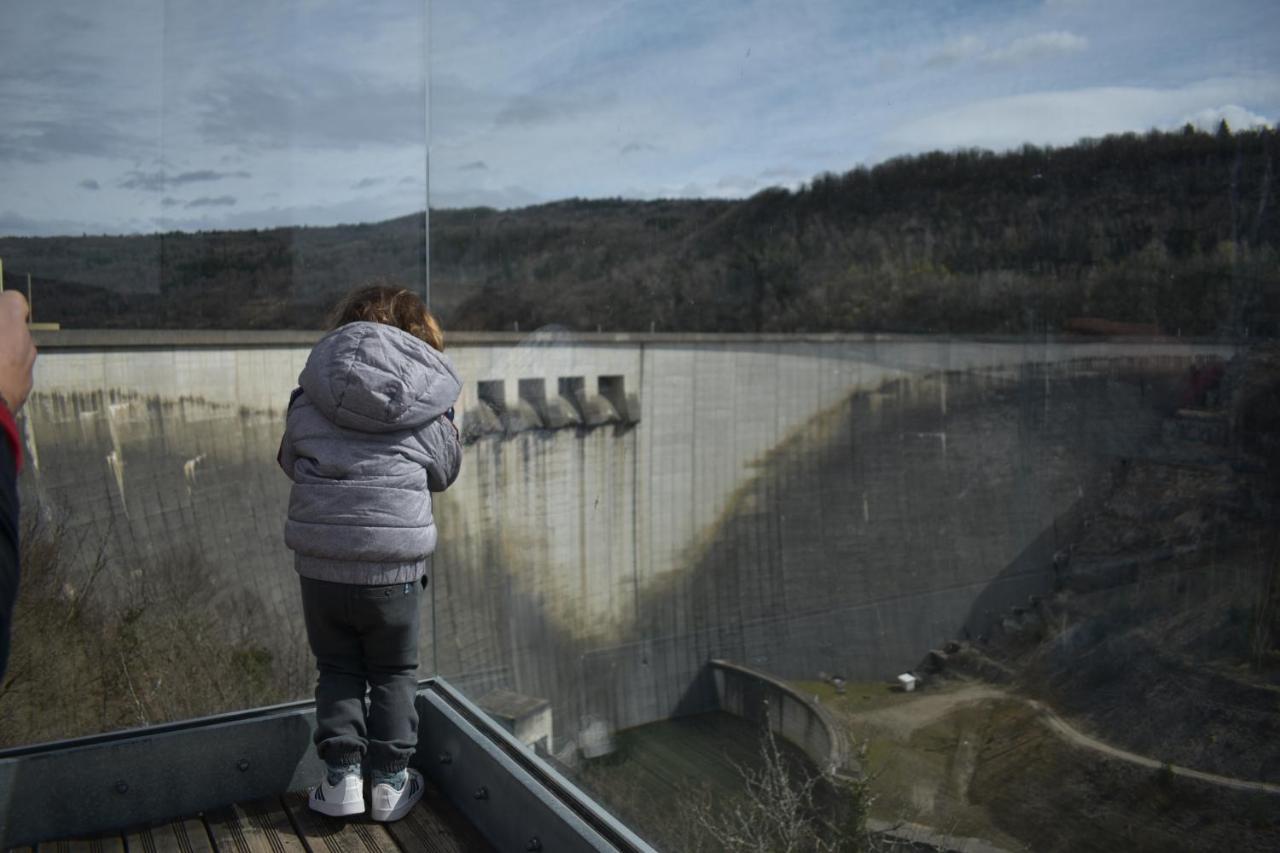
[0,292,36,413]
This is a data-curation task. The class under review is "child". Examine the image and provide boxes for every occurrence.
[278,284,462,822]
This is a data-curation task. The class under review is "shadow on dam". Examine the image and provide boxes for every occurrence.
[15,353,1190,746]
[435,359,1186,737]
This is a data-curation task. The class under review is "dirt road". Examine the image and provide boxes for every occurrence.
[842,682,1280,797]
[1027,699,1280,796]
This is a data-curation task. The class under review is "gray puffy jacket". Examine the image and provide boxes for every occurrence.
[279,322,463,585]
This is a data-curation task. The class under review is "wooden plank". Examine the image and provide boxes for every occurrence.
[280,793,399,853]
[204,797,308,853]
[381,781,495,853]
[33,839,124,853]
[122,818,213,853]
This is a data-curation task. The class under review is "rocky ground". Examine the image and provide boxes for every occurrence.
[861,344,1280,850]
[964,346,1280,780]
[569,346,1280,852]
[808,673,1280,853]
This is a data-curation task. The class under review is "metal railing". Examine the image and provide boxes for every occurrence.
[0,677,656,852]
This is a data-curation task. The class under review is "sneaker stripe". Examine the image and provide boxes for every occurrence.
[315,787,325,801]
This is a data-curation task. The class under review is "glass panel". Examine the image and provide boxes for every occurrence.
[0,1,429,746]
[1,2,1276,849]
[1,2,428,329]
[430,1,1279,850]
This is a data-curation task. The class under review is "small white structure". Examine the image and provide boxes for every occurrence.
[897,672,918,692]
[476,689,554,753]
[577,714,617,759]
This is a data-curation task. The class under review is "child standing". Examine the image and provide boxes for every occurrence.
[278,285,462,822]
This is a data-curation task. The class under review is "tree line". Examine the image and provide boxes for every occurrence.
[1,122,1275,337]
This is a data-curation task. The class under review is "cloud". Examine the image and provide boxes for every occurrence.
[119,170,166,191]
[0,209,103,238]
[36,9,94,38]
[926,31,1087,68]
[78,179,100,190]
[620,142,659,155]
[197,68,424,151]
[119,169,250,192]
[926,36,986,67]
[984,31,1088,64]
[494,91,615,128]
[0,117,141,163]
[0,10,159,165]
[715,174,758,192]
[5,0,1278,234]
[184,196,237,209]
[152,195,429,234]
[1179,104,1271,132]
[172,169,251,185]
[1,1,432,233]
[882,79,1278,156]
[428,184,543,210]
[760,166,804,179]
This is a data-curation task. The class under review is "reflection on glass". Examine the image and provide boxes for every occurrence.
[0,0,429,748]
[0,0,1274,849]
[0,1,428,328]
[428,1,1279,850]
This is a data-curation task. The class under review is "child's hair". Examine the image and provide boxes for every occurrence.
[328,283,444,351]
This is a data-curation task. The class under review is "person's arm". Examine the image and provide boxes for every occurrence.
[420,411,462,492]
[0,292,35,418]
[277,387,304,480]
[0,291,35,681]
[0,408,18,681]
[0,396,20,475]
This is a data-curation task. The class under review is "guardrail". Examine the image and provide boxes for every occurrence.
[0,677,655,852]
[29,327,1252,349]
[709,658,855,777]
[709,659,1017,853]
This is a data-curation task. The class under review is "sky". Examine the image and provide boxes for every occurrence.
[1,0,1277,237]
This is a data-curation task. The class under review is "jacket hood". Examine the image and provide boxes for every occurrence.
[299,322,462,433]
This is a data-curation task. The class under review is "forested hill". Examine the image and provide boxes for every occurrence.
[438,125,1277,337]
[3,124,1277,336]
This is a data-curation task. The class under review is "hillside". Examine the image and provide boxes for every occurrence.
[1,124,1276,335]
[933,345,1280,783]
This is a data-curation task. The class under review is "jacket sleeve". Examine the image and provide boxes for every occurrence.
[277,388,303,481]
[419,414,462,492]
[0,402,21,681]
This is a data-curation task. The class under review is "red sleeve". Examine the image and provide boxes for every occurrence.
[0,402,22,475]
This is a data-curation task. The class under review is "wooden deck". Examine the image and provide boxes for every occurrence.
[6,782,494,853]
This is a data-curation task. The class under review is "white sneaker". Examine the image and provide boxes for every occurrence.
[370,768,425,822]
[308,770,365,817]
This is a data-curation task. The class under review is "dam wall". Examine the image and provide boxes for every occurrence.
[19,330,1237,739]
[711,659,853,776]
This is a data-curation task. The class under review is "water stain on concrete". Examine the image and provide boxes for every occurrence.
[17,358,1190,746]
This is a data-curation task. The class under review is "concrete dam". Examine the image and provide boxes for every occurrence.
[18,331,1235,743]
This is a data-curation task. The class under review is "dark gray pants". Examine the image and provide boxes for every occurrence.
[300,576,421,773]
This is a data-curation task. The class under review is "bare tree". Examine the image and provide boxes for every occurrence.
[681,722,876,853]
